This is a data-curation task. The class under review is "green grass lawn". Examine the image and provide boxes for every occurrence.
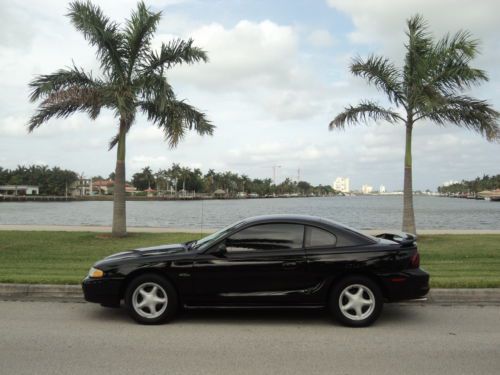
[418,235,500,288]
[0,231,499,287]
[0,231,199,284]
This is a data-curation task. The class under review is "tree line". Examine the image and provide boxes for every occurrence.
[0,164,336,197]
[0,165,78,195]
[437,174,500,194]
[130,164,335,196]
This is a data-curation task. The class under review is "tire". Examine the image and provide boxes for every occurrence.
[124,274,178,325]
[329,275,383,327]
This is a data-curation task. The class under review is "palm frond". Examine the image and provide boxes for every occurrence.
[29,66,102,102]
[329,101,403,130]
[426,31,487,94]
[421,95,500,140]
[124,1,161,78]
[140,99,214,147]
[68,1,126,80]
[141,38,208,73]
[28,87,106,132]
[351,55,404,105]
[134,72,175,103]
[403,14,433,102]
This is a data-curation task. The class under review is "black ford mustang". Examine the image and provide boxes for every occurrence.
[82,215,429,327]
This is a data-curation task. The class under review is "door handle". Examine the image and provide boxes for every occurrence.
[282,261,298,269]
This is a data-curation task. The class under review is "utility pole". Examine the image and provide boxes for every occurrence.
[297,168,301,182]
[80,172,84,196]
[272,165,282,185]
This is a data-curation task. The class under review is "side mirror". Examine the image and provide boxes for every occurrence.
[212,242,227,257]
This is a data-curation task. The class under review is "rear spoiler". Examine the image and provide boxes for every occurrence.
[375,232,417,247]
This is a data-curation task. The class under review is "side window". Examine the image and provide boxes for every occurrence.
[305,226,337,248]
[226,223,304,252]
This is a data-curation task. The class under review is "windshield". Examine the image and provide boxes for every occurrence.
[194,219,246,251]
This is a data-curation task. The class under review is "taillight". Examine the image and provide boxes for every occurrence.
[409,251,420,268]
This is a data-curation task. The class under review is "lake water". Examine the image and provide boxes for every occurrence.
[0,196,498,230]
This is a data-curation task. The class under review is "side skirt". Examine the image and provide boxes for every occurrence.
[183,305,324,310]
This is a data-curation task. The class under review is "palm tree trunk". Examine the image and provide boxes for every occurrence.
[402,120,416,234]
[112,119,127,237]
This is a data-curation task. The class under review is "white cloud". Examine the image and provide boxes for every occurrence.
[326,0,500,74]
[130,155,169,171]
[168,20,332,122]
[0,116,27,136]
[169,20,297,88]
[327,0,500,45]
[308,29,336,47]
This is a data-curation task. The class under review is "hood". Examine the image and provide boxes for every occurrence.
[101,243,188,262]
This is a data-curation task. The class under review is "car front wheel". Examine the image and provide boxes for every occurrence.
[124,274,178,324]
[329,276,383,327]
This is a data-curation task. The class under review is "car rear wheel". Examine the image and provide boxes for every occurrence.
[124,274,178,324]
[329,276,383,327]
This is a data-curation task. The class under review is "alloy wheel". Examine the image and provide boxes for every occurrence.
[132,282,168,319]
[338,284,375,321]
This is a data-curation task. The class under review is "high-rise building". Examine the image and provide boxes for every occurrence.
[379,185,386,193]
[361,184,373,194]
[333,177,350,193]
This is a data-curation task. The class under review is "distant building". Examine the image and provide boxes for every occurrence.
[125,184,137,195]
[333,177,350,193]
[361,184,373,194]
[443,180,459,187]
[379,185,386,193]
[144,187,156,197]
[92,179,114,195]
[70,178,92,196]
[0,185,39,196]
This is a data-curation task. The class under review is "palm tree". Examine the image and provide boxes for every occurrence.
[27,1,213,237]
[329,15,499,234]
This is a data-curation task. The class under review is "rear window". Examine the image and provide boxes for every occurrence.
[305,226,337,248]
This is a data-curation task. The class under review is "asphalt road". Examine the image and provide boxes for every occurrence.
[1,301,499,375]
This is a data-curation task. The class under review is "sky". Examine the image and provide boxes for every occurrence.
[0,0,499,191]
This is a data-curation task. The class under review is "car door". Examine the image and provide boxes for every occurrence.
[304,225,374,304]
[190,223,314,306]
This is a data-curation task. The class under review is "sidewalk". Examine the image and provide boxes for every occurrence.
[1,224,499,235]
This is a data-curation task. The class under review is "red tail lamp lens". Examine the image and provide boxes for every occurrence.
[410,252,420,268]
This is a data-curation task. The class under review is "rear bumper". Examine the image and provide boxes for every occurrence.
[380,268,430,301]
[82,277,123,305]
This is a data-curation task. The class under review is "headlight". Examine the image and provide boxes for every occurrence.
[88,267,104,278]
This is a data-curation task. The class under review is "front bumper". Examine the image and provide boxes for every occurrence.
[82,276,123,305]
[380,268,430,301]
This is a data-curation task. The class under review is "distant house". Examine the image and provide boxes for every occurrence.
[125,184,137,195]
[92,179,114,195]
[0,185,39,196]
[70,178,92,196]
[213,189,226,198]
[144,187,156,197]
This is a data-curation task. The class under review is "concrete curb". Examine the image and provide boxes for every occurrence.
[1,284,500,304]
[0,283,84,302]
[426,288,500,304]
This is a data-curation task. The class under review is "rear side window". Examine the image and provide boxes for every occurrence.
[305,226,337,248]
[226,223,304,252]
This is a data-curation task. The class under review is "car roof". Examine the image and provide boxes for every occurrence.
[242,214,327,225]
[239,214,377,243]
